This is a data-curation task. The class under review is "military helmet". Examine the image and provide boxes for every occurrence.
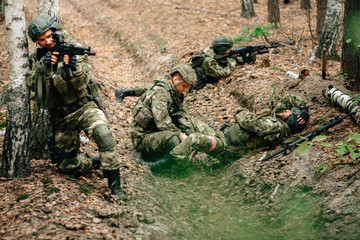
[28,14,62,42]
[212,35,234,53]
[287,107,307,134]
[170,63,197,87]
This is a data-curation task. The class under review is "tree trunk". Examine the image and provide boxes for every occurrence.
[38,0,60,20]
[268,0,281,29]
[301,0,311,9]
[0,0,5,22]
[241,0,256,18]
[0,0,31,177]
[341,0,360,90]
[315,0,343,60]
[316,0,328,37]
[29,0,60,160]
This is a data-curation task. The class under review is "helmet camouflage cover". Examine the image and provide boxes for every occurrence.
[211,35,234,53]
[28,14,62,42]
[170,63,197,87]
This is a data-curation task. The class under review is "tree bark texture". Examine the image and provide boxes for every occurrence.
[38,0,59,20]
[315,0,343,60]
[1,0,31,177]
[301,0,311,9]
[241,0,255,18]
[341,0,360,90]
[316,0,328,37]
[322,86,360,126]
[29,0,59,159]
[268,0,281,29]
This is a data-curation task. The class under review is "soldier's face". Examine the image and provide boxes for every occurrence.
[36,29,55,49]
[173,74,190,94]
[277,109,292,119]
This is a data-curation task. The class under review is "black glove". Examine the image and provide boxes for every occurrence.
[299,107,310,122]
[44,52,53,68]
[67,55,77,71]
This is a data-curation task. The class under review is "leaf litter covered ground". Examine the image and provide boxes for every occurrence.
[0,0,360,239]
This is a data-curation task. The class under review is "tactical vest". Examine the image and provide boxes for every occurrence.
[132,80,183,129]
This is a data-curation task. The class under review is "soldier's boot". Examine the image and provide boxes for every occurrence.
[134,154,174,173]
[103,169,128,201]
[91,156,101,169]
[115,88,135,102]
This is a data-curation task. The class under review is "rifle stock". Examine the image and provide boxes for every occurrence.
[262,111,356,161]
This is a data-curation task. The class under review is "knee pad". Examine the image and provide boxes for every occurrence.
[166,135,180,150]
[92,124,116,152]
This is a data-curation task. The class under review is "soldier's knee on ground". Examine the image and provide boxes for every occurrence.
[93,124,116,152]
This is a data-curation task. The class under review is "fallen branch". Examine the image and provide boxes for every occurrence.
[175,7,240,18]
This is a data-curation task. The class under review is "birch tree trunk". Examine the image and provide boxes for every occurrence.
[0,0,31,177]
[322,86,360,126]
[38,0,59,19]
[315,0,343,60]
[268,0,281,29]
[29,0,59,159]
[241,0,255,18]
[316,0,328,37]
[341,0,360,91]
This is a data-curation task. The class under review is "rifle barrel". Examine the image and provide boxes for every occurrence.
[261,111,356,162]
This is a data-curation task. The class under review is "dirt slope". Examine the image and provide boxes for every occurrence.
[0,0,359,239]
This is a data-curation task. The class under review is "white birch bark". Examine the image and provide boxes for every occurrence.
[315,0,343,59]
[322,85,360,126]
[241,0,255,18]
[1,0,31,177]
[38,0,60,20]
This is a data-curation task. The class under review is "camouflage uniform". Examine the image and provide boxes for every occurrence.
[224,94,308,150]
[26,30,121,174]
[130,76,224,163]
[199,46,237,83]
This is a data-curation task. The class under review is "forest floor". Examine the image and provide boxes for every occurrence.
[0,0,360,239]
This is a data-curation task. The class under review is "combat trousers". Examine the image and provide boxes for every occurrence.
[53,101,121,174]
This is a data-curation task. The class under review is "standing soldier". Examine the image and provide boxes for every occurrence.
[115,35,256,102]
[130,64,232,170]
[26,14,127,200]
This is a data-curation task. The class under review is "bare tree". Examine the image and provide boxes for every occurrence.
[316,0,328,37]
[38,0,59,19]
[0,0,31,177]
[301,0,311,9]
[315,0,343,60]
[0,0,5,22]
[268,0,281,29]
[29,0,59,159]
[341,0,360,90]
[241,0,255,18]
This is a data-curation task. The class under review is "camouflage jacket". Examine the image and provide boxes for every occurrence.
[232,94,307,148]
[201,46,237,80]
[26,30,92,110]
[130,76,185,147]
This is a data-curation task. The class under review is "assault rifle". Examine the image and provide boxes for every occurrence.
[214,45,278,63]
[50,30,95,81]
[262,111,356,161]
